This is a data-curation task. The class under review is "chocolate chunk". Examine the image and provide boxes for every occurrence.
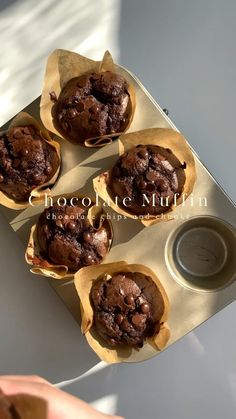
[83,231,92,242]
[125,294,134,305]
[84,254,95,265]
[140,303,150,314]
[68,108,77,119]
[68,221,76,230]
[115,314,124,325]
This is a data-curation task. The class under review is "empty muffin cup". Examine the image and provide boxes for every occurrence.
[165,216,236,292]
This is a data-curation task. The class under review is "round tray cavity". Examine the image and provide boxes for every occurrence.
[165,216,236,292]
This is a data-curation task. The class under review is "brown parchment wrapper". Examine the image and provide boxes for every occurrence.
[25,193,113,279]
[0,111,61,210]
[93,128,196,227]
[40,49,136,148]
[74,261,170,364]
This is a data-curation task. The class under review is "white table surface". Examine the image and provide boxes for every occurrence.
[0,1,235,418]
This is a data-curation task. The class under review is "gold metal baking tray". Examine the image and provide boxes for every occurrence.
[1,65,236,362]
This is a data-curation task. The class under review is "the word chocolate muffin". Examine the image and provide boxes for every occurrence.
[36,203,111,271]
[109,144,186,215]
[0,125,60,202]
[56,71,131,144]
[90,271,165,347]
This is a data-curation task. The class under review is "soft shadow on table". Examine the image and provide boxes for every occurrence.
[64,302,236,419]
[0,212,99,382]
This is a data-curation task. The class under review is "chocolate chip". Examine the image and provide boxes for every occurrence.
[115,314,124,325]
[84,254,95,265]
[140,303,150,314]
[137,178,147,189]
[21,148,29,157]
[68,221,76,230]
[68,108,77,119]
[181,162,187,169]
[90,104,99,113]
[125,294,134,305]
[138,148,148,159]
[50,91,58,102]
[163,108,169,115]
[56,220,63,229]
[83,231,92,242]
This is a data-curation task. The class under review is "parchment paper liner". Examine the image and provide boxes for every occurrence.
[25,193,113,279]
[40,49,136,148]
[74,261,170,364]
[93,128,196,226]
[0,111,61,210]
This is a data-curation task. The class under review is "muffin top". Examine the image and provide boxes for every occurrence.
[90,271,165,347]
[37,203,110,271]
[56,71,131,144]
[0,125,60,202]
[109,144,186,215]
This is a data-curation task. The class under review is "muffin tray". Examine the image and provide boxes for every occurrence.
[1,65,236,362]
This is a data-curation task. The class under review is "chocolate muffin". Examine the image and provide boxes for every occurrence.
[55,71,131,144]
[36,203,111,271]
[109,144,186,215]
[0,125,60,202]
[90,271,165,347]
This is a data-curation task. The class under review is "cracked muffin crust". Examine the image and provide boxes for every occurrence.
[0,125,60,202]
[36,203,111,271]
[90,271,165,347]
[109,144,186,215]
[56,71,131,144]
